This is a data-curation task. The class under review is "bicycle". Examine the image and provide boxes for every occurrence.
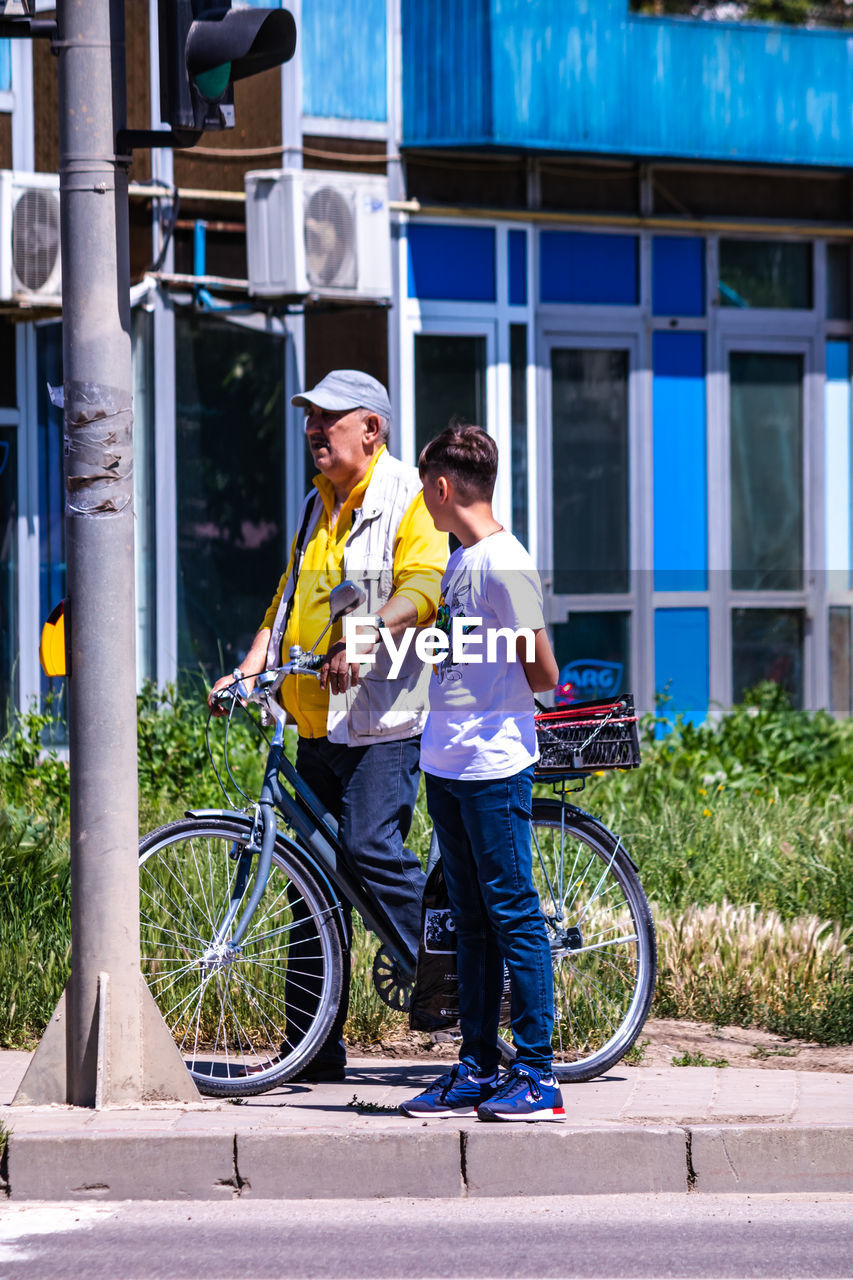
[138,582,657,1096]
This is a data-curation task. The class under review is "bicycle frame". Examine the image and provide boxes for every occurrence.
[199,714,419,980]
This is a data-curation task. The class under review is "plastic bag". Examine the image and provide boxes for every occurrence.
[409,858,459,1031]
[409,856,513,1033]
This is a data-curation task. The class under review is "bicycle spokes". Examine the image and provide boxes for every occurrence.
[139,820,343,1095]
[529,803,656,1078]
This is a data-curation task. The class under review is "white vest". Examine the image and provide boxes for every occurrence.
[266,450,433,746]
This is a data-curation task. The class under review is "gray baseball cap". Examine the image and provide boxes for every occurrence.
[291,369,391,419]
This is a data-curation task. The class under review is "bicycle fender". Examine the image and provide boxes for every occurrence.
[532,798,640,874]
[184,807,346,933]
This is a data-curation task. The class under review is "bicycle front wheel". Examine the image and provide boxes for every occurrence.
[138,817,344,1097]
[503,799,656,1083]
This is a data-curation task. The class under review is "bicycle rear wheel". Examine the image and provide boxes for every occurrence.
[138,817,344,1097]
[500,799,656,1082]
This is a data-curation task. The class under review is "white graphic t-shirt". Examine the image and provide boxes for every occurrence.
[419,529,545,781]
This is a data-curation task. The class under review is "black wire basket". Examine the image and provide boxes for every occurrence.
[534,694,641,776]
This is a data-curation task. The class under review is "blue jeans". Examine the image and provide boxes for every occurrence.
[287,734,425,1067]
[425,766,554,1076]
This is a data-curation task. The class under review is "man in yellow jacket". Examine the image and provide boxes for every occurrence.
[210,370,446,1080]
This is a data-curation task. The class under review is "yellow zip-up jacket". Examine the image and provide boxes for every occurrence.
[261,447,446,738]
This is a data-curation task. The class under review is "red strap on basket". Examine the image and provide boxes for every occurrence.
[535,698,631,722]
[535,714,638,729]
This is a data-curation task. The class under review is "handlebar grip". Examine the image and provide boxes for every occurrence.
[210,686,240,707]
[277,654,324,676]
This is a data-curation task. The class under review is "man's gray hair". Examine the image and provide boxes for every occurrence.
[360,406,390,445]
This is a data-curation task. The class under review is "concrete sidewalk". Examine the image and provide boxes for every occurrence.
[1,1051,851,1201]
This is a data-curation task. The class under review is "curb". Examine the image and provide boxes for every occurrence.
[3,1124,852,1201]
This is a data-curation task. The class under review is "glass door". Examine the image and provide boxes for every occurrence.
[401,318,499,506]
[541,332,641,707]
[720,338,815,709]
[413,331,487,460]
[175,314,288,680]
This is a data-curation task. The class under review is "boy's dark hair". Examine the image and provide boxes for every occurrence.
[418,422,498,502]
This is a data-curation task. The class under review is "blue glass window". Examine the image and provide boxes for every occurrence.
[653,332,707,591]
[825,340,851,591]
[654,608,709,726]
[540,232,638,306]
[0,41,9,94]
[508,230,527,306]
[827,338,850,382]
[407,224,496,303]
[652,237,705,317]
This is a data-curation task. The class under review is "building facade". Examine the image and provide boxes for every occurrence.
[3,0,853,731]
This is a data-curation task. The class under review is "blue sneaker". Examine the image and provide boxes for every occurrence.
[476,1065,566,1122]
[399,1063,500,1118]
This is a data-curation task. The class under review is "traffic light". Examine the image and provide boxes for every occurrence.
[159,1,297,143]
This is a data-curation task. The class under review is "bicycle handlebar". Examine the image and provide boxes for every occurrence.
[253,648,324,696]
[210,647,323,714]
[211,578,367,715]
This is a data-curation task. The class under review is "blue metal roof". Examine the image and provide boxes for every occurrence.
[302,0,387,121]
[402,0,853,168]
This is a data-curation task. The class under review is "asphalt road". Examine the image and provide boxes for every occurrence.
[1,1193,852,1279]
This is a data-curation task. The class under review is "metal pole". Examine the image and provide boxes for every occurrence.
[14,0,198,1107]
[58,0,141,1107]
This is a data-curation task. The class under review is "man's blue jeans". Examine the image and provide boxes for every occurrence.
[287,734,425,1068]
[425,766,554,1076]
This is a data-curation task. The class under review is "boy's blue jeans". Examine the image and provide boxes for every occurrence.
[425,766,554,1076]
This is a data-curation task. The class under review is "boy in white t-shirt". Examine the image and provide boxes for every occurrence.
[399,424,564,1122]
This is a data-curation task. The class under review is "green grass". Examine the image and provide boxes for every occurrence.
[0,805,70,1048]
[591,784,853,930]
[654,900,853,1043]
[671,1051,729,1068]
[1,680,852,1049]
[343,919,409,1045]
[623,1037,650,1066]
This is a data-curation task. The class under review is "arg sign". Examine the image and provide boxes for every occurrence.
[556,659,623,705]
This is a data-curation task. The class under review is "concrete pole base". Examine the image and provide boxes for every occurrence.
[12,973,201,1107]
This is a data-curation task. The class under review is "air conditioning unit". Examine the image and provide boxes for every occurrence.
[245,169,391,300]
[0,171,62,305]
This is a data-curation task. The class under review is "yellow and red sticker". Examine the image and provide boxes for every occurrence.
[39,599,67,677]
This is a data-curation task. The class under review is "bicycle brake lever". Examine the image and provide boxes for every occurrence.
[286,661,322,680]
[284,646,324,679]
[210,686,241,710]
